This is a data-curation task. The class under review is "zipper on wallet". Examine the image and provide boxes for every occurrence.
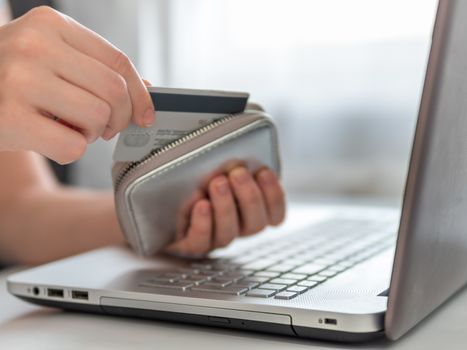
[114,114,237,191]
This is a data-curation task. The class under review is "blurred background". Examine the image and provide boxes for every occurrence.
[57,0,438,204]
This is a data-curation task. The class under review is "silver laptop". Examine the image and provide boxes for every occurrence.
[7,0,467,342]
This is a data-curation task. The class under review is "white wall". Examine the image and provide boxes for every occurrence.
[55,0,438,201]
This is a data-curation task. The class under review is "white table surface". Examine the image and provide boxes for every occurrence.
[1,204,467,349]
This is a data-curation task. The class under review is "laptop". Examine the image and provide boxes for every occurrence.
[7,0,467,342]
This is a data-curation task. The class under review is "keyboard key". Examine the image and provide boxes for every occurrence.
[287,285,308,294]
[336,260,355,268]
[312,258,337,265]
[203,282,231,288]
[255,271,280,278]
[285,258,312,265]
[184,275,208,284]
[195,274,218,281]
[177,268,200,275]
[140,281,194,291]
[199,270,219,276]
[270,278,297,286]
[212,262,240,271]
[162,271,189,278]
[274,291,298,300]
[230,256,256,265]
[145,276,180,283]
[242,259,277,271]
[232,281,259,290]
[259,283,287,292]
[164,273,184,279]
[271,252,294,260]
[222,286,250,295]
[308,275,327,283]
[244,276,269,283]
[192,285,248,295]
[211,276,234,284]
[348,255,365,263]
[319,270,338,278]
[360,250,377,259]
[182,279,205,286]
[297,280,319,288]
[203,278,233,288]
[328,265,347,273]
[237,269,255,276]
[267,264,296,273]
[281,273,307,280]
[245,289,277,298]
[222,272,248,282]
[293,263,326,275]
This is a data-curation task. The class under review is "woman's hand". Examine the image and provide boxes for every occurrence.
[166,167,286,256]
[0,6,154,164]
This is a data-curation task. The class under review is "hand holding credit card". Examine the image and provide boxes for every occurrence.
[113,87,249,162]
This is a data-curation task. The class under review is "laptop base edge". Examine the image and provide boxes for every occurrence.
[17,295,385,343]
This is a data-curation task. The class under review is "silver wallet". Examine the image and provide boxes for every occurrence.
[112,108,281,256]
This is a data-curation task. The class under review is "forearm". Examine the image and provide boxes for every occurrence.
[0,186,124,265]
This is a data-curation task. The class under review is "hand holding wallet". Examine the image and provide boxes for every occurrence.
[112,106,281,256]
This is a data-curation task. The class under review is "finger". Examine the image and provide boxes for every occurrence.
[229,167,269,236]
[208,176,240,248]
[53,45,132,140]
[22,112,88,164]
[142,79,152,87]
[175,189,205,241]
[59,18,155,129]
[166,200,212,257]
[30,75,111,143]
[256,169,286,226]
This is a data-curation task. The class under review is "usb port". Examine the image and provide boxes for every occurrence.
[71,290,89,300]
[47,288,64,298]
[324,318,337,325]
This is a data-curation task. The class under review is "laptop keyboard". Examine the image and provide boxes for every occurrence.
[140,218,397,300]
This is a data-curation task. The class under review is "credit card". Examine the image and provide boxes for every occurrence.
[113,87,249,162]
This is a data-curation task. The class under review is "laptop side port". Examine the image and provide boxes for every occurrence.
[324,318,337,325]
[47,288,64,298]
[71,290,89,300]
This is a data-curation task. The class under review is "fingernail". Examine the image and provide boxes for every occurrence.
[102,126,114,141]
[143,108,155,127]
[258,169,275,186]
[232,168,249,185]
[86,134,96,143]
[216,179,230,196]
